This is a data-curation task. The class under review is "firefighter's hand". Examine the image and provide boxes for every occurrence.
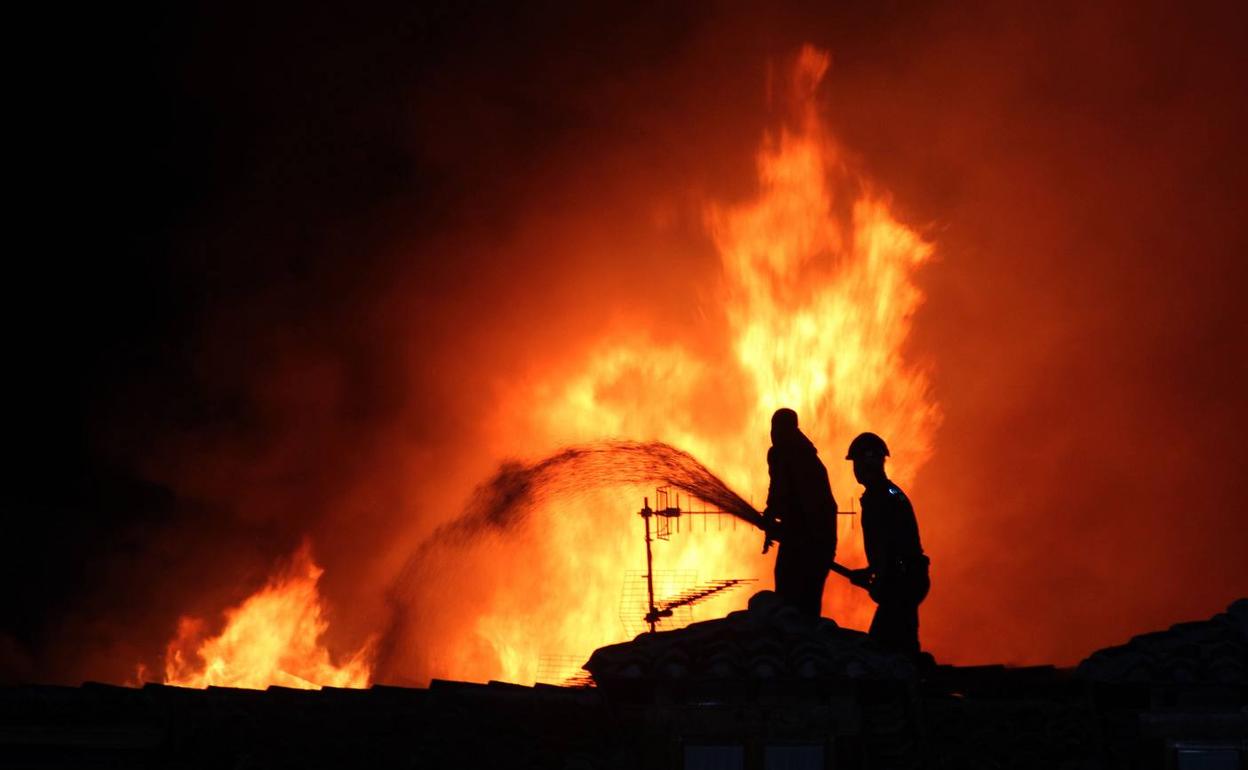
[759,512,779,554]
[848,569,874,589]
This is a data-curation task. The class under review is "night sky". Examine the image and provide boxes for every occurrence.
[7,1,1247,685]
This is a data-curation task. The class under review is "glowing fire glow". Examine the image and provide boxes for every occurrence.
[710,49,938,485]
[149,44,938,690]
[161,544,372,690]
[466,44,939,684]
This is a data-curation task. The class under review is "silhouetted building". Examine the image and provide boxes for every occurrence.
[1,596,1244,769]
[1077,598,1248,770]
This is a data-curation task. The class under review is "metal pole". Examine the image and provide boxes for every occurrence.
[643,497,657,634]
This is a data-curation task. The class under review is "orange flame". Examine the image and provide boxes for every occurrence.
[150,44,938,690]
[161,544,372,690]
[709,47,939,486]
[456,44,939,684]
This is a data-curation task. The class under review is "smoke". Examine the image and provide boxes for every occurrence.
[813,0,1248,663]
[10,0,1248,685]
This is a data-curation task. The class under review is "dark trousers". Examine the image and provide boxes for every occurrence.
[867,564,930,655]
[869,601,921,655]
[774,545,829,617]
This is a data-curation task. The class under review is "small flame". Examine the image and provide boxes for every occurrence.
[160,543,372,690]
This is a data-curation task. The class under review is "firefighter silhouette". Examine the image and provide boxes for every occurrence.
[845,432,930,656]
[761,408,838,617]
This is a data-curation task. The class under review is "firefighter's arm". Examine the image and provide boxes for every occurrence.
[760,506,781,553]
[761,447,787,553]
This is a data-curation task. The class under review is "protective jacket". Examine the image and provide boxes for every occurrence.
[860,479,929,603]
[765,430,838,563]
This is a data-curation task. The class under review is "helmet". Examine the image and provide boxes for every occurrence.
[845,432,889,461]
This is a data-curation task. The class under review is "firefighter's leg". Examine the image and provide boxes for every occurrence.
[869,600,920,655]
[775,548,825,616]
[774,545,795,603]
[804,566,828,617]
[788,554,826,617]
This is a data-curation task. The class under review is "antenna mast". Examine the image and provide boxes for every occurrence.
[635,487,754,634]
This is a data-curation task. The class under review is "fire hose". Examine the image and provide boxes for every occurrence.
[749,511,866,589]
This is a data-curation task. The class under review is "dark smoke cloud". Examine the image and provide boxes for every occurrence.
[8,0,1247,683]
[815,0,1248,663]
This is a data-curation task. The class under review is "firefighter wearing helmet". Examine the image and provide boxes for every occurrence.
[845,432,931,657]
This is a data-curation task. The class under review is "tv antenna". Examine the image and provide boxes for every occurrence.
[633,486,757,634]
